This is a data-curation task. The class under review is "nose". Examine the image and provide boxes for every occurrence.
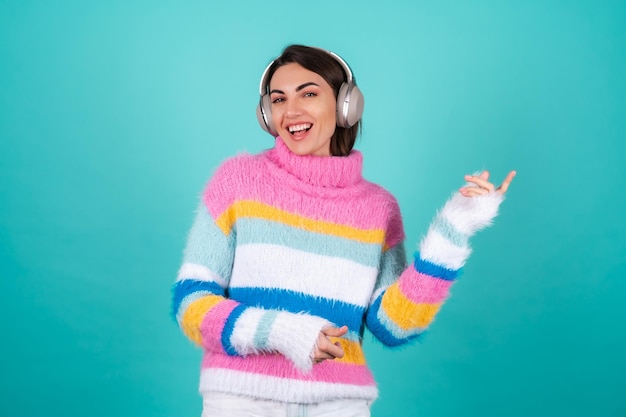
[285,99,301,118]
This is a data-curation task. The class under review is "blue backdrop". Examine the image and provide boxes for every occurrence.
[1,1,625,416]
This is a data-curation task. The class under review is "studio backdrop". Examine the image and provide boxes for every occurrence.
[1,1,625,416]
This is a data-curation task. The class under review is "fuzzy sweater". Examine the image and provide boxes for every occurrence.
[172,137,503,404]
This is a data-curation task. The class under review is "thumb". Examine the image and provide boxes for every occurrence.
[322,325,348,337]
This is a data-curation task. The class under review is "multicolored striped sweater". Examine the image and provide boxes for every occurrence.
[172,137,503,403]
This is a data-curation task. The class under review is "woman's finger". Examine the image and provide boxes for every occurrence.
[322,325,348,338]
[313,350,335,361]
[464,174,495,192]
[460,187,489,197]
[312,338,335,362]
[497,170,517,194]
[323,340,344,359]
[317,334,345,358]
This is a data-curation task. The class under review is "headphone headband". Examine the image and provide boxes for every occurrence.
[258,48,355,95]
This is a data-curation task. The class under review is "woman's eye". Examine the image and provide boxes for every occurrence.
[304,92,316,97]
[271,97,284,104]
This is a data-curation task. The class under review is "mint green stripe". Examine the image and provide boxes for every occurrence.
[237,218,381,267]
[253,310,279,350]
[434,216,468,248]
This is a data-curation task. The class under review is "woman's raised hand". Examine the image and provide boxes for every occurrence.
[312,325,348,364]
[459,170,516,197]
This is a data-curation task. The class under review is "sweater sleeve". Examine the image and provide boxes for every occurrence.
[365,190,504,346]
[171,164,331,373]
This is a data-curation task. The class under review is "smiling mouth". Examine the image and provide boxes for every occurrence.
[288,123,312,134]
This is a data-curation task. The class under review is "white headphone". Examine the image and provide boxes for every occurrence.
[256,48,364,136]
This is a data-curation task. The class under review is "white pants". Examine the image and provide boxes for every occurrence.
[201,392,371,417]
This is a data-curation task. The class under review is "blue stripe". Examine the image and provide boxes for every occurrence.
[365,294,422,347]
[236,218,382,267]
[433,216,468,248]
[221,304,248,356]
[254,310,279,350]
[229,287,364,333]
[171,279,225,320]
[413,253,462,281]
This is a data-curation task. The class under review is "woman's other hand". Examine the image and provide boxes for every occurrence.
[459,170,516,197]
[312,325,348,364]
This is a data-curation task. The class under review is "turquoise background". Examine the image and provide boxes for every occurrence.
[1,0,625,416]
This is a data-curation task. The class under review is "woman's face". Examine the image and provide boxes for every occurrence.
[269,63,337,157]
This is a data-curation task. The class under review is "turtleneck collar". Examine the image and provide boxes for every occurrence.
[264,137,363,189]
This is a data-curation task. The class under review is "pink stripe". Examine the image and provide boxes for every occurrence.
[200,299,239,352]
[384,208,405,249]
[202,154,402,233]
[202,352,375,386]
[397,268,453,304]
[202,156,250,219]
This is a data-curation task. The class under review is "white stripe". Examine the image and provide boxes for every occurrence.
[176,262,228,288]
[199,368,378,404]
[419,229,472,270]
[439,191,503,235]
[230,244,377,307]
[229,308,265,355]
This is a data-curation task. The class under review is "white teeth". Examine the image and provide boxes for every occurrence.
[288,123,312,133]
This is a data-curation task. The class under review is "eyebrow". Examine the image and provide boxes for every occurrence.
[269,82,320,95]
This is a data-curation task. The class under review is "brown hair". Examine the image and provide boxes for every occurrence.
[264,45,361,157]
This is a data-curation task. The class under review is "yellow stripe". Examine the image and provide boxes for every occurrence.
[381,284,441,330]
[327,338,366,365]
[181,295,223,345]
[215,200,385,245]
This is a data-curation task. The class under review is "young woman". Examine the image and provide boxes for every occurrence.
[172,44,515,417]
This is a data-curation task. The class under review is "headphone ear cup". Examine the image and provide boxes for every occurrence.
[336,83,364,128]
[345,85,364,128]
[256,94,277,136]
[256,100,269,134]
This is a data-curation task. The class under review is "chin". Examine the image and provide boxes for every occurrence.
[285,142,312,156]
[281,137,330,157]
